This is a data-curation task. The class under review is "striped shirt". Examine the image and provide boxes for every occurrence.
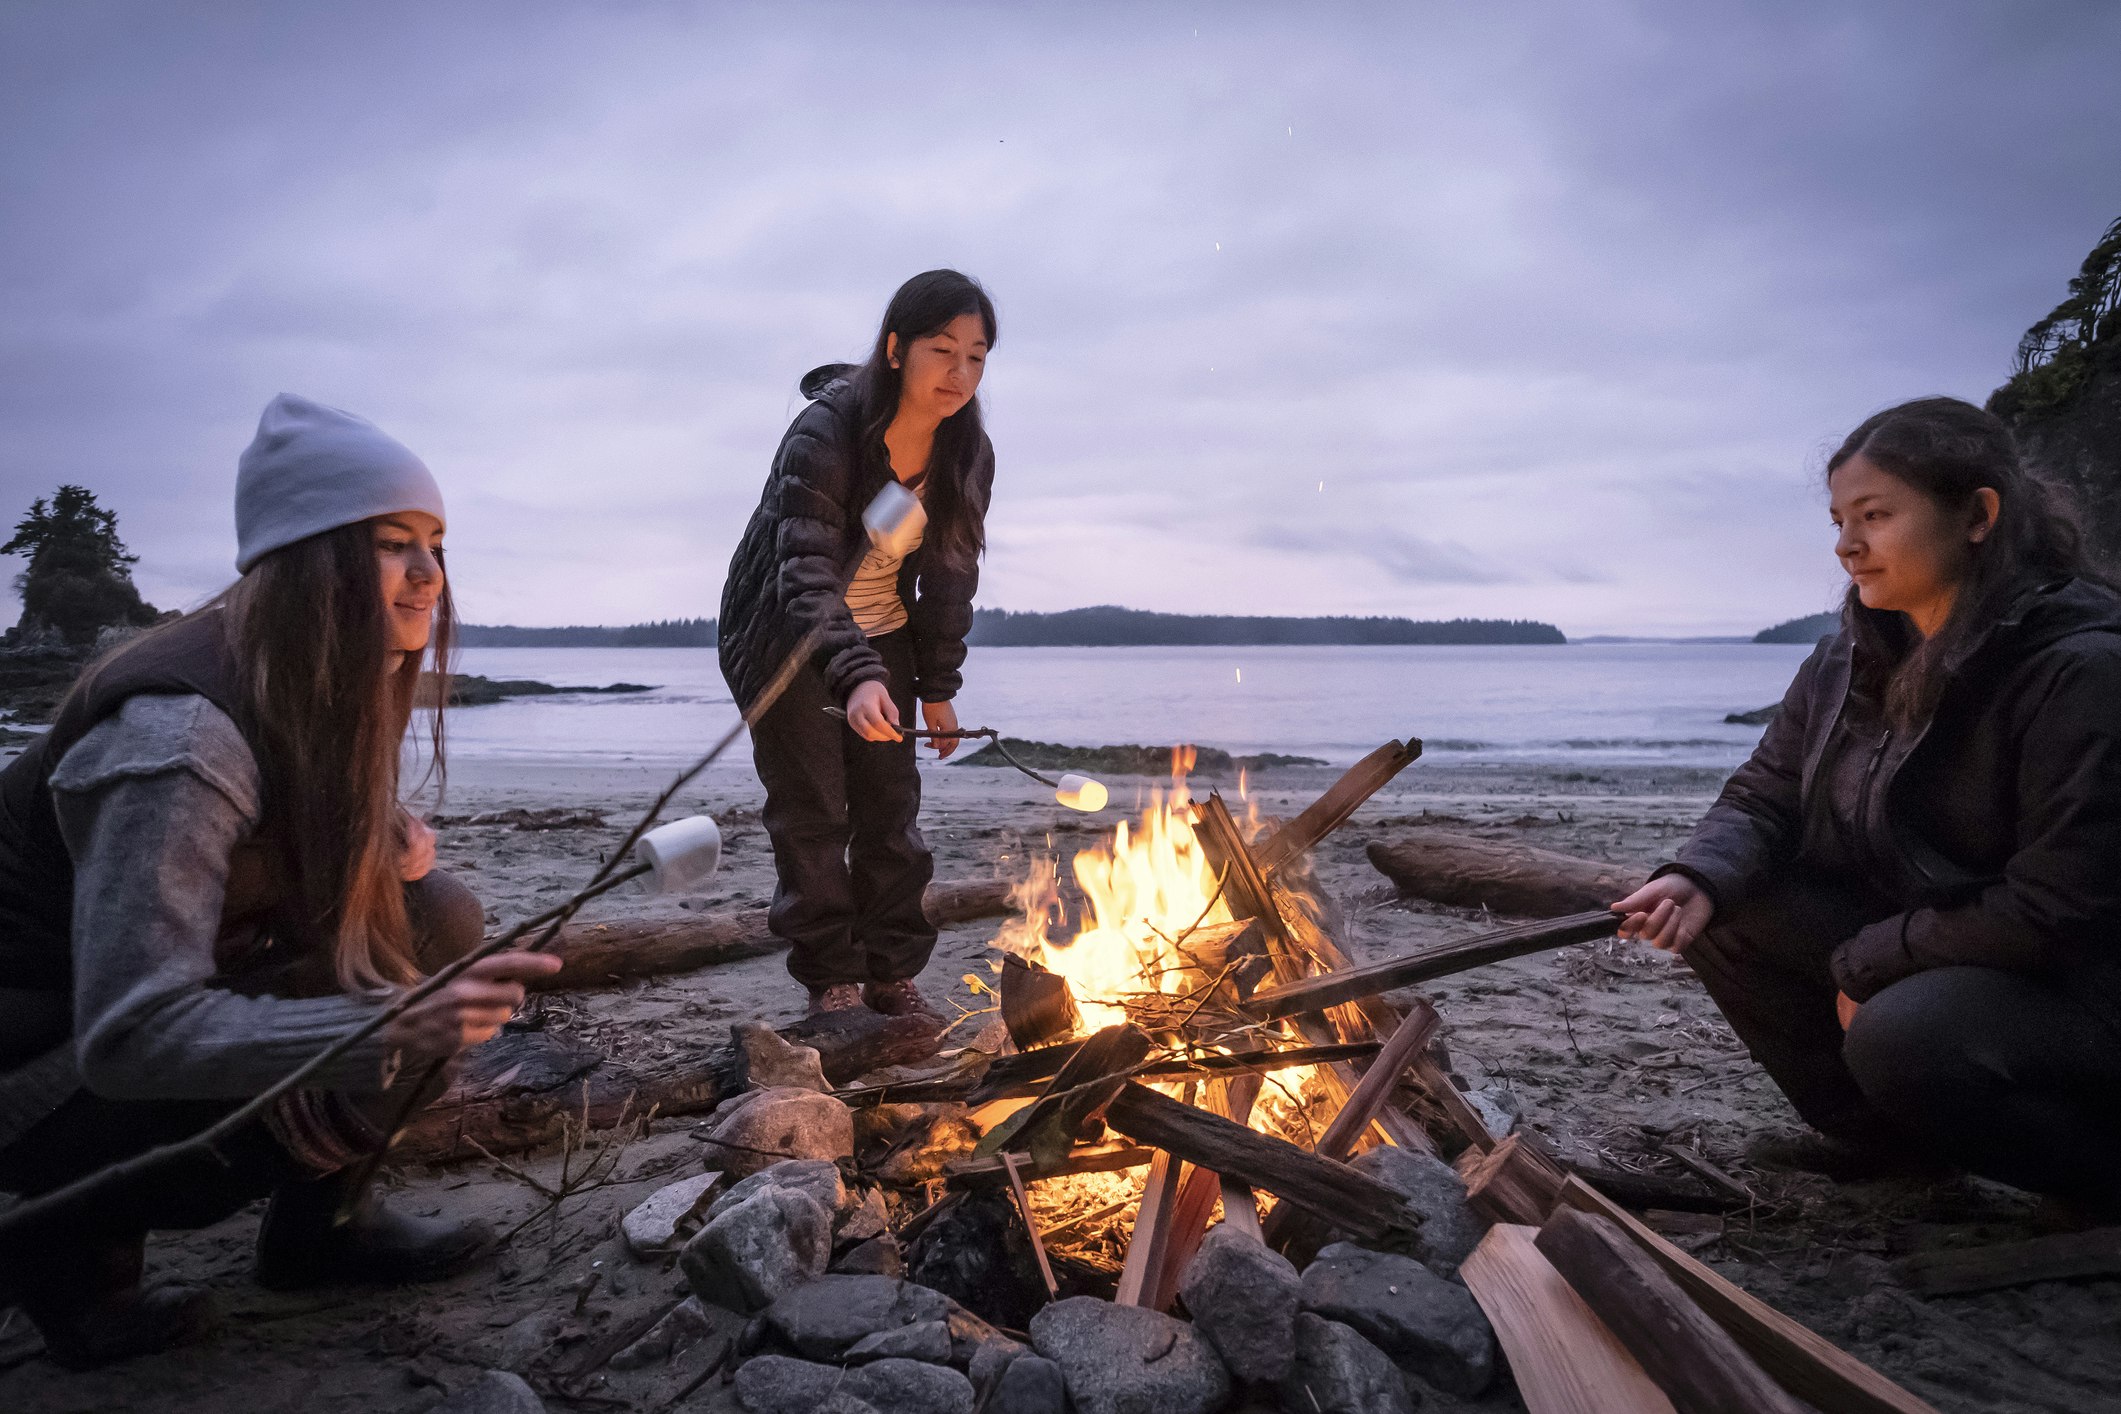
[846,476,925,636]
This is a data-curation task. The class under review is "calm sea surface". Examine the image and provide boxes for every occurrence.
[446,643,1814,770]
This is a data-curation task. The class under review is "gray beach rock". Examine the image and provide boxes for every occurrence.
[762,1273,957,1361]
[609,1296,717,1371]
[433,1370,546,1414]
[705,1158,850,1231]
[1300,1243,1494,1396]
[682,1185,833,1313]
[832,1234,904,1277]
[1030,1295,1232,1414]
[702,1087,854,1179]
[992,1353,1067,1414]
[1348,1146,1485,1276]
[839,1185,890,1241]
[734,1022,830,1093]
[845,1318,954,1364]
[845,1356,976,1414]
[1278,1314,1418,1414]
[734,1355,843,1413]
[967,1332,1031,1394]
[1177,1223,1300,1383]
[621,1170,723,1258]
[732,1353,974,1414]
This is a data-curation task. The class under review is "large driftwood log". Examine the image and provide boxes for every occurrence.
[536,879,1014,991]
[1536,1207,1812,1414]
[1241,911,1622,1022]
[1895,1227,2121,1296]
[1460,1224,1678,1414]
[1553,1177,1939,1414]
[1102,1081,1409,1241]
[393,1029,723,1166]
[1367,830,1638,916]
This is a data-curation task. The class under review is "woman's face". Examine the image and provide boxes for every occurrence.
[1828,454,1995,635]
[373,511,446,656]
[889,312,989,424]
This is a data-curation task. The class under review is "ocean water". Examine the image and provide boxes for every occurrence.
[444,642,1814,770]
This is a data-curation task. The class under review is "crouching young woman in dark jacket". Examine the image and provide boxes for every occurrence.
[719,270,996,1018]
[0,395,558,1367]
[1614,397,2121,1209]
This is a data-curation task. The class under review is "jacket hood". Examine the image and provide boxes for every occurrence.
[1841,575,2121,680]
[799,363,858,402]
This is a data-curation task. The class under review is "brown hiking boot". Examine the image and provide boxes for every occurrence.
[862,978,940,1018]
[806,982,864,1016]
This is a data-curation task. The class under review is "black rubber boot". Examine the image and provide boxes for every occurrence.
[254,1167,493,1291]
[8,1231,214,1370]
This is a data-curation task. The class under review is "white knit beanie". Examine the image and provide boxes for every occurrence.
[234,393,446,572]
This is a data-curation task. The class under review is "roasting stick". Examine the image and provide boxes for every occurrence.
[0,489,927,1244]
[821,706,1108,811]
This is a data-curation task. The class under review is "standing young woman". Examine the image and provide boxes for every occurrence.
[1614,397,2121,1210]
[720,270,997,1017]
[0,395,559,1367]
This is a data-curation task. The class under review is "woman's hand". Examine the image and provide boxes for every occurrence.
[399,812,437,882]
[922,699,960,759]
[384,951,562,1064]
[1612,873,1715,954]
[1836,992,1860,1030]
[845,680,903,743]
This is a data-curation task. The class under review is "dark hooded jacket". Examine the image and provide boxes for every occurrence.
[718,365,992,712]
[1667,577,2121,1005]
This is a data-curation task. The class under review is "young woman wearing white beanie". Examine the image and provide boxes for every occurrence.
[0,394,559,1368]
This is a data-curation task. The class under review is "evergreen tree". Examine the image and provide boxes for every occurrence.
[4,485,160,647]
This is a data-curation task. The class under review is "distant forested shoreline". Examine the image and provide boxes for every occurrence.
[457,607,1569,647]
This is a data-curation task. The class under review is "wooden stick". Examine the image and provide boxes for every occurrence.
[1460,1224,1677,1414]
[946,1141,1156,1186]
[999,1152,1060,1300]
[1102,1082,1408,1241]
[1259,1002,1439,1247]
[1895,1226,2121,1296]
[1536,1207,1812,1414]
[1116,1147,1186,1306]
[539,880,1014,991]
[1553,1177,1939,1414]
[1253,737,1423,873]
[935,1039,1384,1109]
[1147,1074,1264,1309]
[1366,831,1637,917]
[1218,1178,1262,1242]
[1241,911,1623,1021]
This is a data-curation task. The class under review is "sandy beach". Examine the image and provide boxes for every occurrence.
[3,753,2117,1412]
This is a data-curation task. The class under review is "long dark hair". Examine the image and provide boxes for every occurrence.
[849,269,998,568]
[79,520,455,989]
[1830,396,2089,728]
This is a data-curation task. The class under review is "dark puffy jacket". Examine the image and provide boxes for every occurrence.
[1668,577,2121,1002]
[718,365,992,712]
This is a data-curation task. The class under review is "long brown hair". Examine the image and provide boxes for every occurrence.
[849,269,998,570]
[1830,397,2091,729]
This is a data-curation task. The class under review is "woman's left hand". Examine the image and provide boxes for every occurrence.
[922,699,961,759]
[1836,991,1860,1031]
[400,812,437,882]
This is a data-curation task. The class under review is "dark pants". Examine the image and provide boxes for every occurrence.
[1689,872,2121,1203]
[0,871,484,1297]
[750,630,936,988]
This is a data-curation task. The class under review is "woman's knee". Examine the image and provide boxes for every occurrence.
[1842,967,2001,1105]
[406,869,485,971]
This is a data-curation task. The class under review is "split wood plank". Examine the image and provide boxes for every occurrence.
[1536,1206,1811,1414]
[999,1152,1059,1300]
[1102,1081,1409,1241]
[1895,1226,2121,1296]
[946,1141,1157,1186]
[1554,1177,1939,1414]
[1148,1073,1265,1310]
[1241,911,1624,1021]
[1460,1224,1677,1414]
[1367,831,1636,917]
[537,879,1013,990]
[1253,736,1424,874]
[934,1039,1383,1109]
[1457,1133,1570,1225]
[1117,1143,1189,1305]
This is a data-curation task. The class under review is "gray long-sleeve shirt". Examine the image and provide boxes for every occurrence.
[0,693,395,1153]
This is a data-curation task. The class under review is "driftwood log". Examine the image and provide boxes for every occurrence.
[1460,1224,1678,1414]
[1253,736,1423,873]
[1553,1178,1939,1414]
[1367,829,1638,916]
[393,1028,723,1166]
[1102,1081,1409,1241]
[1536,1207,1812,1414]
[536,879,1014,990]
[781,1007,949,1085]
[1895,1226,2121,1296]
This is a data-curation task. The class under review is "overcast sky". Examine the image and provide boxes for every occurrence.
[3,1,2116,636]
